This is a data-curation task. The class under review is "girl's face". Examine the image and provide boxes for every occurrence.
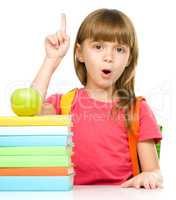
[76,39,130,90]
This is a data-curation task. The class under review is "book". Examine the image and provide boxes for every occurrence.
[0,115,72,126]
[0,167,74,176]
[0,146,73,156]
[0,175,74,191]
[0,135,72,146]
[0,155,72,167]
[0,126,72,135]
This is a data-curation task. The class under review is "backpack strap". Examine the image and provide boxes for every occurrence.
[60,88,78,115]
[128,96,145,176]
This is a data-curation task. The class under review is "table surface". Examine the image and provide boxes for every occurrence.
[0,184,174,200]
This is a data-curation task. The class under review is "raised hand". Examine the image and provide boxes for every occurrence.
[45,13,70,60]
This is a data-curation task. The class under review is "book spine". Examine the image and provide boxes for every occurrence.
[0,115,72,126]
[0,135,72,146]
[0,167,74,176]
[0,156,72,167]
[0,176,73,191]
[0,146,73,156]
[0,126,72,135]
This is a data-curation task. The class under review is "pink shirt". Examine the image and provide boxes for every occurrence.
[45,88,162,185]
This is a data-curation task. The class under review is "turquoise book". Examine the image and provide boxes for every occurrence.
[0,175,74,191]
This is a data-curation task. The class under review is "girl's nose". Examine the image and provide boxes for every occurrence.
[104,56,112,63]
[103,49,113,63]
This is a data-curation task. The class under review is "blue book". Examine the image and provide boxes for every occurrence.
[0,175,73,191]
[0,135,72,146]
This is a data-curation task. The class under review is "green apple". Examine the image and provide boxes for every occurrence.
[11,88,42,116]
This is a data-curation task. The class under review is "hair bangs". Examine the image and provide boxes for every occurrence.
[82,15,133,47]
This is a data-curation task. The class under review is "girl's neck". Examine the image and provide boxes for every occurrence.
[84,85,117,102]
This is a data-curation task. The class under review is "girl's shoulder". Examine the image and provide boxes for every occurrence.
[138,97,154,117]
[137,97,162,142]
[44,88,82,114]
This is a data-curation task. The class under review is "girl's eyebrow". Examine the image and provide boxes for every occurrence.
[87,40,129,49]
[89,40,101,44]
[115,44,129,48]
[87,40,102,46]
[90,40,126,45]
[109,42,129,49]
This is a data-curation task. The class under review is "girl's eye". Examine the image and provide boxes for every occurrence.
[96,45,101,49]
[116,47,125,53]
[94,44,102,49]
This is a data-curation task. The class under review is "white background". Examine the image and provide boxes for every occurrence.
[0,0,176,196]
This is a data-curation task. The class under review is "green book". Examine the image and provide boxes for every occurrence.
[0,155,71,167]
[0,146,73,156]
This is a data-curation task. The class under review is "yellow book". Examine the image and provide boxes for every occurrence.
[0,115,72,126]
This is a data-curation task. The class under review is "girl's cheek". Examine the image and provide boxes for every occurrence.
[121,56,129,67]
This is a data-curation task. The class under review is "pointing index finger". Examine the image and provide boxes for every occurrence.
[60,13,66,33]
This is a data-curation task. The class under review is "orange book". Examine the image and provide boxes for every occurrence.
[0,167,74,176]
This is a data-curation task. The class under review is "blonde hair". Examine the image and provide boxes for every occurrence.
[73,8,138,131]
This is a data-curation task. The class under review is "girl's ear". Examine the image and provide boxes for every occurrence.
[76,43,84,63]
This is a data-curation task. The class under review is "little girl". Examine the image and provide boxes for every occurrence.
[31,8,163,189]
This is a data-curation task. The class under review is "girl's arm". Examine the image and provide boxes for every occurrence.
[31,14,70,115]
[137,139,160,171]
[121,100,163,189]
[31,57,62,100]
[121,140,163,189]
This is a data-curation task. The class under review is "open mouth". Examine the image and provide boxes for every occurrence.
[101,69,112,79]
[102,69,111,74]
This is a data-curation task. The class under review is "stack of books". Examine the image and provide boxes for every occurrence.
[0,115,74,191]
